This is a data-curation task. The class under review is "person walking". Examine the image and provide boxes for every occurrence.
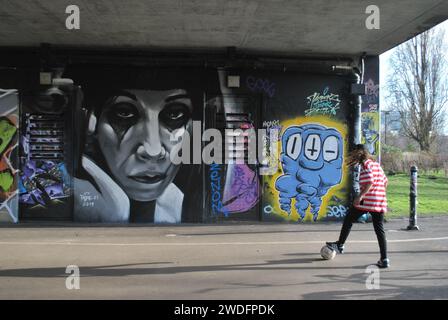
[326,144,390,268]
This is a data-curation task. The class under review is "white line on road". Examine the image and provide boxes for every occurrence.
[0,236,447,246]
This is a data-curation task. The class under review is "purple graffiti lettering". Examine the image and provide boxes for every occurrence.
[209,164,229,217]
[246,76,276,98]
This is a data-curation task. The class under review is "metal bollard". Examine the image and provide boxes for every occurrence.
[407,166,420,230]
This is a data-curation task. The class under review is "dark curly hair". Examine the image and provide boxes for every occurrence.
[346,144,372,167]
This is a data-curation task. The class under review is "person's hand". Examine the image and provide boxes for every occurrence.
[74,155,130,222]
[353,196,363,206]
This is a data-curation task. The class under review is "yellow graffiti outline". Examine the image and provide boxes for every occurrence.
[264,115,350,222]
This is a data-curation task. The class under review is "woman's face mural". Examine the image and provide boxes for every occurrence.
[96,89,192,201]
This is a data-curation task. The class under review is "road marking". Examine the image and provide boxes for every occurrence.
[0,237,447,246]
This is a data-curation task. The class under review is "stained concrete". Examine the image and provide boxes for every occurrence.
[0,216,447,299]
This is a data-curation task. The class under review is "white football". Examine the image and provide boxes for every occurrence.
[320,245,336,260]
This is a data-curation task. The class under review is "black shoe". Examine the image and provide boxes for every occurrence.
[376,258,390,269]
[326,241,344,254]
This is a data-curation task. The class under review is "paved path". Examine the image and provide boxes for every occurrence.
[0,216,447,299]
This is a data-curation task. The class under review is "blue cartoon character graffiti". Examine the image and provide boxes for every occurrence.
[275,124,343,221]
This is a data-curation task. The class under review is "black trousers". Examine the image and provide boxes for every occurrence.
[338,207,388,260]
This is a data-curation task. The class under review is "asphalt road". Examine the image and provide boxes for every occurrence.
[0,216,447,300]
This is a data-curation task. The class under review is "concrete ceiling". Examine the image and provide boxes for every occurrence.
[0,0,447,56]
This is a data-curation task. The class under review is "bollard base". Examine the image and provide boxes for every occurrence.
[406,225,420,231]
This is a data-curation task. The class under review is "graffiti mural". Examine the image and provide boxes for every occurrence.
[362,56,380,161]
[19,114,71,212]
[263,116,349,222]
[1,63,359,224]
[364,78,379,107]
[275,123,343,221]
[208,162,260,217]
[74,88,195,223]
[0,89,19,223]
[361,112,380,156]
[67,66,216,223]
[221,121,260,215]
[204,89,262,220]
[222,164,260,213]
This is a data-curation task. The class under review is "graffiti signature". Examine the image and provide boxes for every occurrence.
[305,87,341,117]
[80,192,99,207]
[209,163,229,217]
[262,120,280,129]
[327,205,348,218]
[246,76,276,98]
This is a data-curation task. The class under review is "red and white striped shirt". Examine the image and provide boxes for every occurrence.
[355,159,388,213]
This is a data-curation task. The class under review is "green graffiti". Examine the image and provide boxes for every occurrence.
[0,170,14,192]
[0,118,17,156]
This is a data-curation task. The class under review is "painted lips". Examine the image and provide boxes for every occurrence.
[128,174,166,184]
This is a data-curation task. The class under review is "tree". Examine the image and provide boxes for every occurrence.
[386,26,448,152]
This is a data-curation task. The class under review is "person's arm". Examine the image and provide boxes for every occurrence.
[354,182,373,206]
[355,160,374,206]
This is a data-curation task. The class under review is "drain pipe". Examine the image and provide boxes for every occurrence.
[333,64,364,198]
[349,69,363,147]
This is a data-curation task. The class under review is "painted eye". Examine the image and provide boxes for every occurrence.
[286,133,302,160]
[112,103,138,120]
[323,136,339,161]
[106,101,139,140]
[117,110,135,119]
[166,110,185,120]
[160,103,191,130]
[304,134,321,160]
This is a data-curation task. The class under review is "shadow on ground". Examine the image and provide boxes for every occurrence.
[0,257,367,278]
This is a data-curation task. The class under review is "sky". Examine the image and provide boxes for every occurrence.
[379,19,448,114]
[379,19,448,134]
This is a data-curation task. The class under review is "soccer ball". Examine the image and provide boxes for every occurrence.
[320,245,336,260]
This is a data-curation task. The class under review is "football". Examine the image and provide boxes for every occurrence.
[320,245,336,260]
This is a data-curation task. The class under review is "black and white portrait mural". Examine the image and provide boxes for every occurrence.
[65,66,219,223]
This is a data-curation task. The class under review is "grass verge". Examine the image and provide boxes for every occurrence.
[386,172,448,218]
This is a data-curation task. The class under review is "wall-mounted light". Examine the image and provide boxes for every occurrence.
[39,72,52,85]
[227,75,240,88]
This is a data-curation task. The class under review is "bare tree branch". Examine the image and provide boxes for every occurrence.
[386,27,448,152]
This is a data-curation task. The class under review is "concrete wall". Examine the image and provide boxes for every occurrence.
[0,54,380,224]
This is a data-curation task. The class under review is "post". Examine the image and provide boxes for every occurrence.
[348,70,362,202]
[407,166,420,230]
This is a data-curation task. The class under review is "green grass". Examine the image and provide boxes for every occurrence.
[386,172,448,218]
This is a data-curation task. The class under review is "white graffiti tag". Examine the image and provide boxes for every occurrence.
[327,205,348,218]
